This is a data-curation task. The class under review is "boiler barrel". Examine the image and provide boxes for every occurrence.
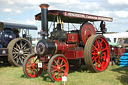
[36,40,76,57]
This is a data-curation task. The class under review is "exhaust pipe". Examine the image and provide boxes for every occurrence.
[39,4,49,39]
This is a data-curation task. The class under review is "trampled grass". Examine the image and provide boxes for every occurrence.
[0,63,128,85]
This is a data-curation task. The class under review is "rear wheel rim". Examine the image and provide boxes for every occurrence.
[92,37,109,71]
[25,55,42,77]
[50,56,68,81]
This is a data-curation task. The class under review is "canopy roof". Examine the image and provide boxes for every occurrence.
[0,22,37,31]
[35,10,113,23]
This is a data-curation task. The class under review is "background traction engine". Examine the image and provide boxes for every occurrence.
[23,4,112,81]
[0,22,37,66]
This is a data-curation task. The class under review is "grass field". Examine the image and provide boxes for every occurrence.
[0,63,128,85]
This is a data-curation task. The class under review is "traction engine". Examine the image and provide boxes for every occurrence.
[23,4,113,81]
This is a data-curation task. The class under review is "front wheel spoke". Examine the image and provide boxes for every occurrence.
[23,51,29,54]
[54,60,58,66]
[52,69,58,72]
[22,55,26,59]
[51,65,56,69]
[19,57,23,64]
[57,73,60,78]
[59,72,63,76]
[35,68,39,72]
[53,72,56,76]
[12,52,18,54]
[33,58,38,63]
[23,46,27,50]
[32,57,35,63]
[30,69,34,75]
[21,43,27,49]
[13,55,18,59]
[61,64,65,68]
[20,41,23,48]
[23,54,28,56]
[27,67,31,71]
[61,69,65,72]
[26,64,31,67]
[13,49,18,52]
[16,58,19,63]
[60,60,63,65]
[16,43,20,50]
[28,59,32,64]
[33,70,36,76]
[23,48,30,51]
[57,58,60,64]
[14,47,19,52]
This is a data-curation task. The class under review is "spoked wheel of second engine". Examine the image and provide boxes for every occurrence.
[23,53,43,78]
[84,35,110,73]
[7,38,32,66]
[48,54,69,82]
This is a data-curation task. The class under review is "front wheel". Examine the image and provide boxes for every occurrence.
[48,54,69,82]
[23,53,43,78]
[84,35,110,72]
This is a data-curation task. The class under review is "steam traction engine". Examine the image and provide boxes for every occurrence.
[0,22,37,66]
[23,4,113,81]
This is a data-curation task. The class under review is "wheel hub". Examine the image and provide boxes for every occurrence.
[19,50,24,55]
[98,51,101,57]
[57,66,61,70]
[31,63,36,69]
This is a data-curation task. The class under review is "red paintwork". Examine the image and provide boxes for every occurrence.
[64,50,75,59]
[55,40,77,54]
[91,36,110,71]
[35,10,113,22]
[118,48,125,56]
[64,48,84,59]
[55,41,67,54]
[76,49,84,59]
[80,23,96,44]
[50,56,68,81]
[63,11,113,22]
[23,4,112,82]
[25,56,43,78]
[112,47,126,56]
[66,33,79,43]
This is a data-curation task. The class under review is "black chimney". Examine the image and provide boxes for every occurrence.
[40,4,49,39]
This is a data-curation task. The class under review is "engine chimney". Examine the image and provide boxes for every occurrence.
[39,4,49,39]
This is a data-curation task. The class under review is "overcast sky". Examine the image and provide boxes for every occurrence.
[0,0,128,37]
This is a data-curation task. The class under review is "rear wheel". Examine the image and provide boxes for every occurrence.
[7,38,32,66]
[23,53,43,78]
[84,35,110,72]
[48,54,69,82]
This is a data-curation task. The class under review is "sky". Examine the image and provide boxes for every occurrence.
[0,0,128,38]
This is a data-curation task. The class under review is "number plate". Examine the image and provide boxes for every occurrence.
[62,76,67,81]
[38,62,42,68]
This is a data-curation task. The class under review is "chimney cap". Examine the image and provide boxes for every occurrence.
[40,4,49,9]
